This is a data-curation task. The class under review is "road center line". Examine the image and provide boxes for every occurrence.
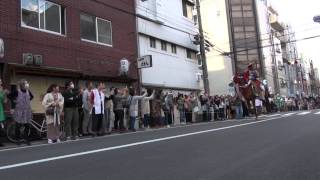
[0,117,280,171]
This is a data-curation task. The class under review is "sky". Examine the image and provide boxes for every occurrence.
[270,0,320,75]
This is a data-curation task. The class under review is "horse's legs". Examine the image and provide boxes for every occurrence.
[253,99,258,120]
[245,99,252,116]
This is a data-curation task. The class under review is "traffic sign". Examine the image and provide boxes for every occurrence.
[138,55,152,69]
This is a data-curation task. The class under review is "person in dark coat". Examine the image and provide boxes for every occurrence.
[62,81,80,140]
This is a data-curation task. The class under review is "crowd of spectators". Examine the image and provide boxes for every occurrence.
[1,78,320,147]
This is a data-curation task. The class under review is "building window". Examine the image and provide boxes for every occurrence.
[21,0,66,34]
[161,40,167,51]
[80,13,112,46]
[171,44,177,54]
[182,0,194,20]
[150,37,156,48]
[186,49,196,59]
[80,14,96,42]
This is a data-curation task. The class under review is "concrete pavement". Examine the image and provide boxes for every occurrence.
[1,110,320,180]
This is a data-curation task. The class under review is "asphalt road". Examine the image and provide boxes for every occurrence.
[1,110,320,180]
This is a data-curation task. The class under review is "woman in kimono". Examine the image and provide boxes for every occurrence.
[42,84,64,144]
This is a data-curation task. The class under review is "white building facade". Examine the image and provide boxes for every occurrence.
[256,1,294,96]
[201,0,234,95]
[136,0,201,92]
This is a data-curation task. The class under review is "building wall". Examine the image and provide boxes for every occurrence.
[0,0,138,78]
[137,0,201,91]
[273,36,288,96]
[139,34,200,90]
[201,0,234,95]
[255,0,275,94]
[0,0,138,113]
[226,0,263,73]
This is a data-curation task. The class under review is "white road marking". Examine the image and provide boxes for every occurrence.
[0,117,281,171]
[265,114,281,117]
[282,112,296,117]
[314,111,320,115]
[297,111,311,115]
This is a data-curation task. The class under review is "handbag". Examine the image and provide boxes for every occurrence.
[46,106,55,115]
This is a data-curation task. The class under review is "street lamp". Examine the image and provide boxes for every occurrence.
[313,15,320,23]
[0,38,4,58]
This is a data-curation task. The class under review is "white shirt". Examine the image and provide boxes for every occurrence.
[255,99,263,107]
[92,88,105,115]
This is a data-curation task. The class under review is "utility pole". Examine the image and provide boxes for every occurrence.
[195,0,210,95]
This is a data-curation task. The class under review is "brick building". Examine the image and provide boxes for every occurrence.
[0,0,138,112]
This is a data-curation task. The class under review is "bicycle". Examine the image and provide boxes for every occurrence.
[6,118,47,143]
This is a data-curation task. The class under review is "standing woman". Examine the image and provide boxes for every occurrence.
[9,79,33,145]
[128,87,147,131]
[151,90,163,127]
[184,95,193,124]
[141,89,155,129]
[0,79,8,147]
[177,94,186,124]
[42,84,64,144]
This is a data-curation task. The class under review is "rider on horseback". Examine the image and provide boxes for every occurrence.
[243,63,262,96]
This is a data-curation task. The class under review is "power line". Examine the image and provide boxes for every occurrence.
[206,24,320,48]
[208,26,320,56]
[220,34,320,56]
[200,22,319,56]
[137,3,302,56]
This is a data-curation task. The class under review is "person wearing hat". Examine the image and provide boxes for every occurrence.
[243,63,261,96]
[243,63,257,82]
[62,81,80,140]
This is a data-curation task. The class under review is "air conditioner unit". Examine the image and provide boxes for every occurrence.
[33,54,43,66]
[22,53,33,65]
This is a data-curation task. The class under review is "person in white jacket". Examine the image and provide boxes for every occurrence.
[128,88,147,131]
[141,89,155,129]
[90,82,105,136]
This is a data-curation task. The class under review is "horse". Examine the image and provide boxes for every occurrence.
[232,74,260,119]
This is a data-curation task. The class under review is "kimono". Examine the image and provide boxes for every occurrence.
[42,92,64,140]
